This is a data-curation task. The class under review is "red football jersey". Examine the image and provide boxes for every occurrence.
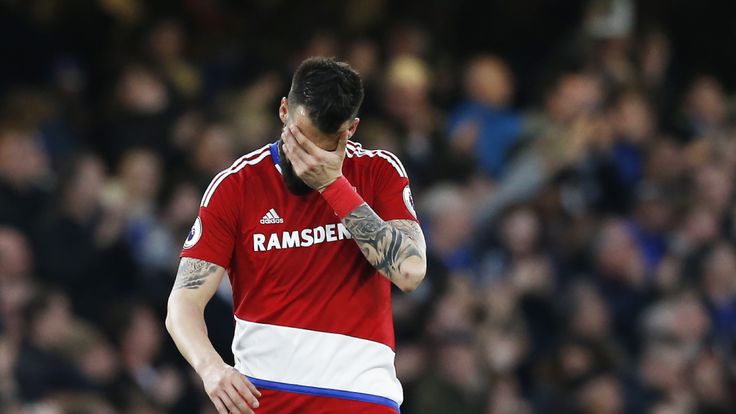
[181,140,417,413]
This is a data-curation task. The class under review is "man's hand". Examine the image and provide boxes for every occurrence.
[199,361,261,414]
[281,124,349,191]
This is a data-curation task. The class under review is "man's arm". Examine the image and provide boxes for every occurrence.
[281,124,427,291]
[166,258,260,414]
[342,206,427,291]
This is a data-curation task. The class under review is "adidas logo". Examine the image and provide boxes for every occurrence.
[260,208,284,224]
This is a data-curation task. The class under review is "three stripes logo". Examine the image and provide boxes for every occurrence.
[260,208,284,224]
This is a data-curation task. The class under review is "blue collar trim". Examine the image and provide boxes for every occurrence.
[269,141,281,165]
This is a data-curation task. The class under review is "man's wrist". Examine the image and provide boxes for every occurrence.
[317,176,340,193]
[320,176,365,219]
[194,356,225,376]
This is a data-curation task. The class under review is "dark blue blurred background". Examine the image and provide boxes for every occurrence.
[1,0,736,413]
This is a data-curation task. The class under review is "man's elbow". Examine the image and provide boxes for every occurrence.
[164,301,176,335]
[165,291,207,332]
[395,263,426,292]
[164,293,186,336]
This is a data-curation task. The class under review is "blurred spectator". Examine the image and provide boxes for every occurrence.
[564,282,622,359]
[146,19,201,100]
[603,91,656,198]
[189,124,237,186]
[137,181,200,277]
[346,38,382,117]
[1,90,82,169]
[536,72,605,128]
[575,374,623,414]
[637,30,673,119]
[413,331,488,414]
[102,64,178,163]
[0,227,36,343]
[592,219,653,355]
[107,302,186,413]
[691,347,732,413]
[486,377,531,414]
[0,128,51,233]
[420,184,474,274]
[481,205,543,281]
[104,148,164,266]
[382,55,460,187]
[14,289,95,402]
[627,183,672,271]
[448,55,521,179]
[680,76,729,139]
[33,153,137,322]
[226,72,284,151]
[635,341,693,412]
[386,24,431,60]
[693,164,733,218]
[473,72,608,224]
[701,243,736,346]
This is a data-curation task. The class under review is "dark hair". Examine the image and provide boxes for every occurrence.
[288,57,364,133]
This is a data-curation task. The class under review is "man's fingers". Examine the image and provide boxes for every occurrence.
[233,377,260,407]
[288,125,321,154]
[282,139,307,172]
[223,387,254,414]
[226,385,255,414]
[218,391,246,414]
[281,132,301,164]
[283,129,315,167]
[238,375,262,398]
[244,378,262,398]
[211,396,228,414]
[282,128,303,160]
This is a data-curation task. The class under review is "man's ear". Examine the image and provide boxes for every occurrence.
[347,117,360,139]
[278,97,288,124]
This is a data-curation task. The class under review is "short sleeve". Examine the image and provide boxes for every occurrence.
[369,151,419,223]
[180,174,241,268]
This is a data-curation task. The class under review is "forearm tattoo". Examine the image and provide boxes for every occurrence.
[173,258,219,290]
[342,204,426,281]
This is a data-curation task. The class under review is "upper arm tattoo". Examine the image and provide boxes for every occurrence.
[173,258,219,290]
[342,204,426,281]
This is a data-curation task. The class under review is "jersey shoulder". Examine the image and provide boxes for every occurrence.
[200,143,273,207]
[345,141,408,179]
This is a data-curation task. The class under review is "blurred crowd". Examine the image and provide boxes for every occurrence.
[1,0,736,413]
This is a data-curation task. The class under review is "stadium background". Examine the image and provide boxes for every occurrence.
[1,0,736,412]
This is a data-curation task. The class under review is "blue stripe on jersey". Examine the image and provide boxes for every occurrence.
[247,376,400,412]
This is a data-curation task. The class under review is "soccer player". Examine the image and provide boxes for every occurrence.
[166,57,427,414]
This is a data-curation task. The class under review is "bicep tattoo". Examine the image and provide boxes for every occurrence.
[342,204,426,280]
[173,258,219,290]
